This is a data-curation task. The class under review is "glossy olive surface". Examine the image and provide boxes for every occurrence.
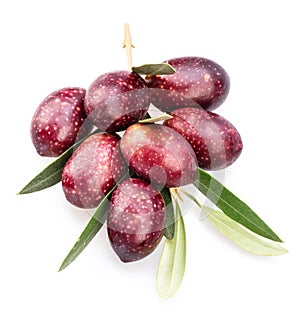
[164,107,243,170]
[120,123,197,187]
[31,87,91,157]
[147,57,230,112]
[85,71,150,132]
[62,132,127,208]
[107,178,165,262]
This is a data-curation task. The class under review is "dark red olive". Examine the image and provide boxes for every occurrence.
[120,123,197,187]
[62,132,127,208]
[164,107,243,170]
[107,178,165,262]
[146,56,230,112]
[31,87,92,157]
[84,71,150,132]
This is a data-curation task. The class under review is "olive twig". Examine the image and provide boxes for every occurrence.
[170,188,184,202]
[180,188,203,209]
[138,113,173,124]
[123,23,135,70]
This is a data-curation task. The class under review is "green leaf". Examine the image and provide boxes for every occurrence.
[132,63,176,76]
[161,188,175,240]
[157,199,186,299]
[58,172,128,271]
[59,193,110,271]
[202,206,287,256]
[18,131,98,194]
[141,112,151,120]
[194,167,282,242]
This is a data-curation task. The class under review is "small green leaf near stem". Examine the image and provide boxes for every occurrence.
[132,63,176,76]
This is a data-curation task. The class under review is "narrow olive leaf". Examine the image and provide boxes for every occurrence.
[132,63,176,76]
[58,172,128,271]
[18,131,98,194]
[181,189,287,255]
[202,206,287,256]
[18,150,73,194]
[193,168,282,242]
[58,200,109,272]
[59,194,111,271]
[157,199,186,299]
[161,188,175,240]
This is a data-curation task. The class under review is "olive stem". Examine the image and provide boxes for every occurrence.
[180,188,203,209]
[170,188,184,202]
[139,113,173,124]
[179,188,211,219]
[123,23,135,70]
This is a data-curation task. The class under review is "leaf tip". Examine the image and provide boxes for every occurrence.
[57,261,68,272]
[263,246,288,256]
[157,290,172,300]
[164,62,176,74]
[274,244,288,255]
[156,280,182,300]
[279,248,288,255]
[271,234,284,243]
[17,187,27,195]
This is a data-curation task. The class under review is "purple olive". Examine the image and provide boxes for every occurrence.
[146,56,230,112]
[62,132,127,208]
[120,123,197,187]
[107,178,165,263]
[31,87,92,157]
[84,71,150,132]
[164,107,243,170]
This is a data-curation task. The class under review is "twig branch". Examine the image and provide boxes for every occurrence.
[123,23,135,70]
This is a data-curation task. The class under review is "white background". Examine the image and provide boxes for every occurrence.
[1,0,300,320]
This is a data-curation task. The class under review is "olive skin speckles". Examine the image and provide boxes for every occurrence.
[84,71,150,132]
[107,178,165,263]
[31,87,92,157]
[62,133,127,209]
[146,57,230,112]
[120,123,197,187]
[164,108,243,170]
